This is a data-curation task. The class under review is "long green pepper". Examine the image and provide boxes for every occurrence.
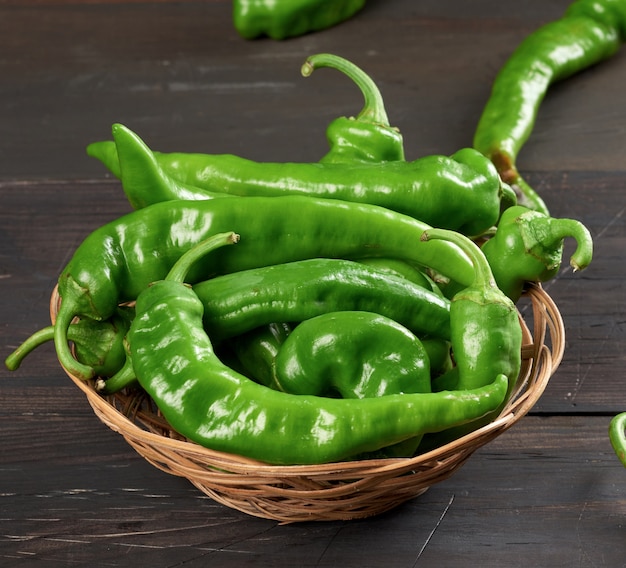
[98,257,452,393]
[473,0,625,214]
[128,233,508,465]
[86,52,404,209]
[193,258,451,342]
[421,228,522,399]
[47,195,476,381]
[89,123,512,237]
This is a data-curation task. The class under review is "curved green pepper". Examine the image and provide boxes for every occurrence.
[128,234,508,465]
[232,0,366,40]
[193,258,450,342]
[5,306,133,376]
[609,412,626,467]
[473,0,623,214]
[229,322,452,389]
[43,195,476,380]
[272,310,431,399]
[94,123,510,236]
[301,53,405,164]
[98,257,451,393]
[480,205,594,302]
[272,310,433,458]
[419,228,523,450]
[421,228,522,397]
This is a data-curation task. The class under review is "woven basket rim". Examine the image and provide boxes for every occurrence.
[50,281,564,520]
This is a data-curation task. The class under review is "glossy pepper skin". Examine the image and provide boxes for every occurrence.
[480,205,594,302]
[193,258,451,342]
[272,310,432,459]
[51,195,476,380]
[301,53,405,164]
[473,0,624,215]
[421,229,522,398]
[609,412,626,467]
[272,311,431,399]
[128,235,508,465]
[98,257,451,394]
[86,51,402,207]
[419,229,522,450]
[86,126,231,210]
[92,123,511,237]
[232,0,366,40]
[228,323,452,389]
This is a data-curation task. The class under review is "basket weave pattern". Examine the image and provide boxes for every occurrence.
[52,282,564,523]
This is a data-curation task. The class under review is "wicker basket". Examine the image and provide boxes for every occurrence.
[51,282,564,523]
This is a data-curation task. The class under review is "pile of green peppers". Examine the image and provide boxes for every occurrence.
[10,0,624,466]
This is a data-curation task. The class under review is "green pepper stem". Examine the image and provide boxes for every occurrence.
[5,326,55,370]
[165,231,240,284]
[527,215,593,272]
[609,412,626,467]
[301,53,390,126]
[421,228,495,289]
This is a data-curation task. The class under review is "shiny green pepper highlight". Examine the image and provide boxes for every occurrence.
[94,123,511,237]
[128,235,508,465]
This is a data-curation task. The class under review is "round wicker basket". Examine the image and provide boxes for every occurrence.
[51,282,564,523]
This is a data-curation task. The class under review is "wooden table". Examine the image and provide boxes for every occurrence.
[1,1,625,566]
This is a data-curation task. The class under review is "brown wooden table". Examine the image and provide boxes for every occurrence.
[1,1,625,566]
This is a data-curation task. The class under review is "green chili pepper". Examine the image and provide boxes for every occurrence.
[43,195,475,381]
[232,0,366,40]
[92,123,511,237]
[418,228,523,450]
[473,0,624,214]
[5,307,133,377]
[128,233,508,465]
[421,228,522,396]
[97,256,451,394]
[223,52,404,389]
[272,310,431,398]
[228,322,452,390]
[301,53,405,164]
[273,310,434,458]
[480,205,594,302]
[609,412,626,467]
[357,257,443,295]
[193,258,451,342]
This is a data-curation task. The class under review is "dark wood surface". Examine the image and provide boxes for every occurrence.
[1,1,625,566]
